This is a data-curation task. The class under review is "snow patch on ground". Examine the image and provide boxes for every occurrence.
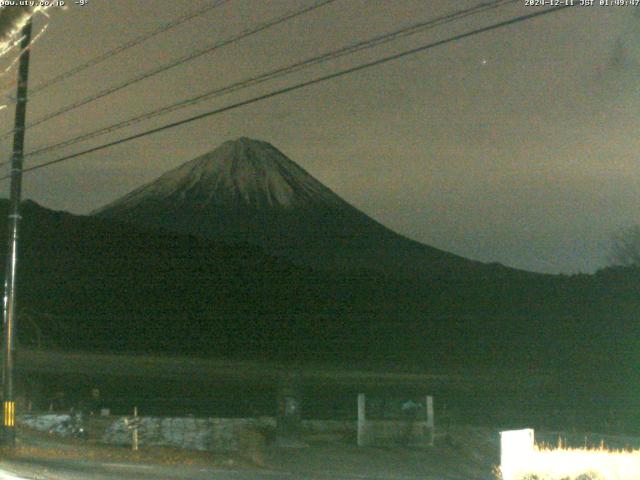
[19,413,71,432]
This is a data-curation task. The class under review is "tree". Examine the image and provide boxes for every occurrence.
[610,225,640,267]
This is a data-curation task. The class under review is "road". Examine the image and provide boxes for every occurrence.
[3,461,295,480]
[0,458,479,480]
[0,461,297,480]
[0,424,498,480]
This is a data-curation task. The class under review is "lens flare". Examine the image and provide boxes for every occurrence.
[0,5,57,109]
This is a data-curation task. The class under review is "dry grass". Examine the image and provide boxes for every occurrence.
[500,444,640,480]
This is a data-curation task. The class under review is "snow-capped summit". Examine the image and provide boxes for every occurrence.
[95,137,480,277]
[97,138,344,213]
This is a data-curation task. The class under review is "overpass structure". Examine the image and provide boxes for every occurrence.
[7,348,555,422]
[12,347,552,390]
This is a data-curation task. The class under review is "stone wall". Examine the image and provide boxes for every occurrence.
[103,416,276,451]
[20,413,73,434]
[18,414,357,451]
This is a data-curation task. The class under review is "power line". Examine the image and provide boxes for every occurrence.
[0,0,338,141]
[24,0,518,160]
[0,5,573,181]
[26,0,232,97]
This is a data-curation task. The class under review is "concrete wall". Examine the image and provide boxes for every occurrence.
[18,414,357,451]
[359,419,431,446]
[103,416,276,451]
[19,413,431,451]
[301,419,355,434]
[19,413,73,434]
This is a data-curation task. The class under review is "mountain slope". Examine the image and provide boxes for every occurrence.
[0,200,563,367]
[100,137,344,211]
[94,137,510,279]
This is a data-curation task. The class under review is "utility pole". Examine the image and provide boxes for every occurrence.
[2,19,32,446]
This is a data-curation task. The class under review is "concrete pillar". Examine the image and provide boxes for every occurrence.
[357,393,367,447]
[426,395,434,446]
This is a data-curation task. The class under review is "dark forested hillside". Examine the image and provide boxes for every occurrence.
[0,199,638,428]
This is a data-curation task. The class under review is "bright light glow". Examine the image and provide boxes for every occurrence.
[1,21,48,75]
[500,429,640,480]
[0,467,28,479]
[0,5,55,61]
[500,429,535,480]
[0,5,56,110]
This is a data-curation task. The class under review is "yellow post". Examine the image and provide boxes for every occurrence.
[3,401,15,427]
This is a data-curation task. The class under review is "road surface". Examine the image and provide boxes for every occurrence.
[0,458,480,480]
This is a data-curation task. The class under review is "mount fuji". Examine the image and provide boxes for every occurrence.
[94,137,509,278]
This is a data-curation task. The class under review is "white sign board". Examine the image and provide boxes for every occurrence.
[500,428,534,480]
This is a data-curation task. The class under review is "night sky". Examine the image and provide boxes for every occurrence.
[0,0,638,274]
